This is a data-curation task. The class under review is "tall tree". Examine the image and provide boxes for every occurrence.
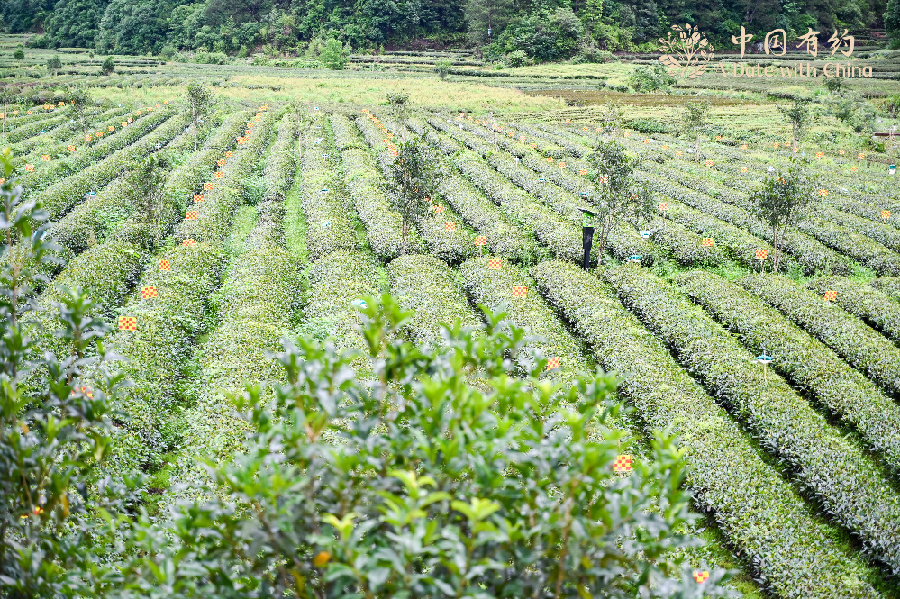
[678,99,711,162]
[465,0,515,46]
[750,160,817,272]
[390,138,434,255]
[777,97,814,151]
[887,0,900,47]
[185,83,214,152]
[586,139,653,266]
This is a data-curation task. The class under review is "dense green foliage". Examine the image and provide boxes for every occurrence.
[4,0,892,57]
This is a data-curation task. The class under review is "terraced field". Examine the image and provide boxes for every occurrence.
[6,92,900,599]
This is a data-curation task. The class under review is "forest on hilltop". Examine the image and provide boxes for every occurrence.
[2,0,900,61]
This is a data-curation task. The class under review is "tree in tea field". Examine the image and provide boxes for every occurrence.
[434,58,452,79]
[130,295,729,598]
[101,56,115,75]
[0,151,138,597]
[127,154,170,245]
[750,159,817,272]
[597,101,623,135]
[678,99,711,161]
[777,97,814,150]
[68,87,92,137]
[47,55,62,76]
[586,139,653,267]
[13,47,24,60]
[186,82,213,151]
[320,38,348,69]
[390,137,435,255]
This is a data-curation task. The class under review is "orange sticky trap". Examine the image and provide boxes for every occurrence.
[705,160,714,167]
[217,159,225,166]
[445,222,456,231]
[182,239,196,246]
[658,202,669,211]
[194,194,204,203]
[693,571,709,584]
[613,455,632,473]
[204,182,214,190]
[68,145,76,151]
[226,150,233,157]
[158,259,171,270]
[475,235,486,246]
[435,205,444,214]
[186,211,197,220]
[488,258,502,270]
[755,249,768,260]
[702,238,714,247]
[823,290,837,301]
[882,210,890,220]
[818,189,828,196]
[741,167,748,173]
[141,286,158,299]
[547,357,560,370]
[816,152,823,158]
[118,316,137,331]
[512,285,527,298]
[214,171,224,179]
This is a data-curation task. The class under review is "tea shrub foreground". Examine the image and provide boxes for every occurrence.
[1,168,727,597]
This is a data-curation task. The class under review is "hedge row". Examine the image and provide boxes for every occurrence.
[603,265,900,573]
[17,107,131,163]
[387,254,482,344]
[299,119,357,260]
[25,107,170,193]
[171,202,301,504]
[173,109,280,244]
[48,110,234,254]
[795,215,900,276]
[674,270,900,470]
[458,256,587,379]
[816,207,900,253]
[870,277,900,301]
[304,249,382,356]
[806,277,900,343]
[639,167,855,275]
[260,113,299,204]
[738,274,900,396]
[35,110,192,220]
[97,109,282,476]
[445,117,724,268]
[430,122,653,265]
[634,176,786,269]
[339,146,413,260]
[330,113,367,151]
[358,115,476,264]
[529,260,882,599]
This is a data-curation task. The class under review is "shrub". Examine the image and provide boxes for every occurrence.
[627,118,668,134]
[13,47,24,60]
[504,49,529,67]
[147,294,725,597]
[320,38,349,69]
[572,44,616,64]
[101,56,114,74]
[628,64,676,92]
[434,57,452,78]
[47,55,62,75]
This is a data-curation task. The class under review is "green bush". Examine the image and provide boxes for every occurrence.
[102,56,114,74]
[628,64,676,92]
[13,47,24,60]
[504,49,529,67]
[146,295,725,598]
[434,57,452,78]
[320,38,349,69]
[627,118,669,134]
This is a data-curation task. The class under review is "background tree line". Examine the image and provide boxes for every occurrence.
[1,0,898,63]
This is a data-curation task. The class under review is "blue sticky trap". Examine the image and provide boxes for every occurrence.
[580,191,587,196]
[539,177,545,182]
[351,298,367,309]
[628,255,642,262]
[320,188,329,192]
[88,191,96,196]
[314,107,320,110]
[756,353,773,364]
[323,154,328,157]
[640,230,651,239]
